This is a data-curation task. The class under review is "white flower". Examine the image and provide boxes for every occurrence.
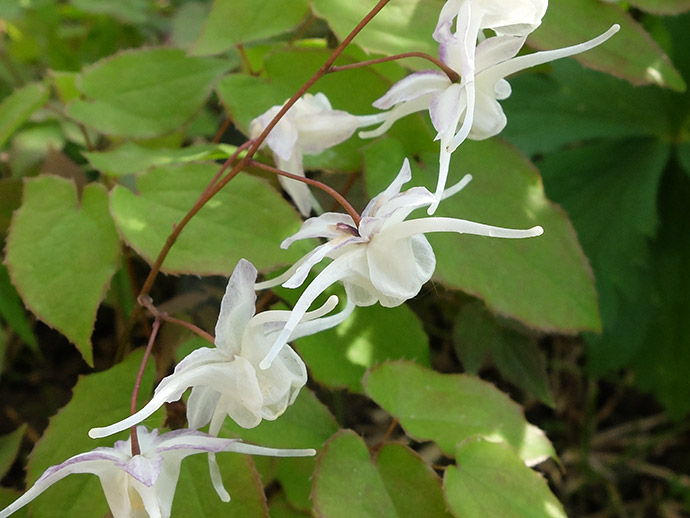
[0,427,315,518]
[250,92,370,216]
[88,259,352,499]
[255,158,543,370]
[359,24,619,214]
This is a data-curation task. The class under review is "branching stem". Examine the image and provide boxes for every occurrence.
[130,318,161,457]
[329,52,460,83]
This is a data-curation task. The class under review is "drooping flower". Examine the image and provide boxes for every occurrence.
[0,427,315,518]
[255,158,543,370]
[89,259,352,499]
[250,92,376,216]
[359,24,619,214]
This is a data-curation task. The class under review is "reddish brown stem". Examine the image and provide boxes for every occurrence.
[139,295,215,344]
[130,318,161,457]
[329,52,460,83]
[136,0,391,302]
[248,159,361,225]
[212,118,232,144]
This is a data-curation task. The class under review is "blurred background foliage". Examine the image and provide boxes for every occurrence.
[0,0,689,516]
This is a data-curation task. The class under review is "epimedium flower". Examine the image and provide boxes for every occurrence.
[0,427,315,518]
[88,259,352,499]
[359,24,619,214]
[250,92,377,217]
[254,158,543,370]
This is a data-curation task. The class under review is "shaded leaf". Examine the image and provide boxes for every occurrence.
[0,83,48,149]
[68,48,229,138]
[296,303,429,393]
[628,0,690,14]
[193,0,310,55]
[109,162,310,275]
[5,177,120,365]
[0,263,37,349]
[0,424,26,480]
[537,138,668,372]
[363,361,554,464]
[444,438,566,518]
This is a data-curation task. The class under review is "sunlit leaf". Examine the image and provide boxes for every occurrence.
[0,83,48,149]
[364,361,554,464]
[68,48,229,138]
[193,0,310,55]
[0,424,26,480]
[109,162,310,275]
[296,303,429,393]
[444,438,566,518]
[5,177,120,365]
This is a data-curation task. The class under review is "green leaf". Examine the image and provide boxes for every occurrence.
[26,349,159,518]
[110,162,309,275]
[627,0,690,14]
[633,169,690,418]
[173,454,268,517]
[444,438,566,518]
[0,424,26,480]
[0,83,49,149]
[5,177,120,365]
[70,0,153,24]
[68,48,229,138]
[527,0,686,91]
[312,0,443,61]
[679,141,690,179]
[84,141,235,176]
[0,178,21,235]
[537,138,668,372]
[221,389,339,511]
[295,303,429,393]
[269,494,311,517]
[312,430,398,518]
[502,60,671,155]
[363,361,555,464]
[428,139,601,334]
[376,443,453,518]
[454,302,554,407]
[193,0,310,55]
[0,263,37,349]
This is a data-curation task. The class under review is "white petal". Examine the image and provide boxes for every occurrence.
[367,234,435,301]
[215,259,257,356]
[186,385,220,430]
[467,87,507,140]
[259,252,360,369]
[428,83,464,136]
[264,113,299,162]
[276,152,313,217]
[89,348,227,438]
[480,24,620,86]
[288,297,355,341]
[381,216,544,242]
[441,174,473,200]
[361,158,414,219]
[283,235,362,289]
[224,441,316,458]
[373,71,450,110]
[297,111,360,154]
[281,212,355,248]
[0,454,122,518]
[358,94,434,139]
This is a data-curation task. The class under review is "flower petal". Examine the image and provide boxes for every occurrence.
[281,212,356,248]
[297,111,360,154]
[359,94,435,139]
[215,259,257,356]
[276,152,313,217]
[373,70,450,110]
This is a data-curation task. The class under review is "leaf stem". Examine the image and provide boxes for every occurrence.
[130,317,160,457]
[138,295,215,344]
[248,159,361,225]
[329,52,460,83]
